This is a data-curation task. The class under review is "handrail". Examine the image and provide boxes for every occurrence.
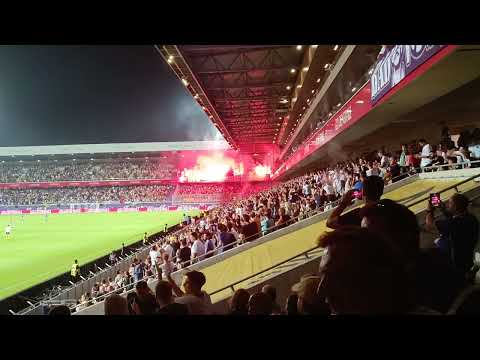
[406,172,480,209]
[70,198,344,310]
[204,172,480,299]
[209,246,323,296]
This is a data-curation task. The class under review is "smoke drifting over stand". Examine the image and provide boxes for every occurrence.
[0,45,222,147]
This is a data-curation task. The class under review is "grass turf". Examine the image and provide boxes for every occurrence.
[0,210,199,300]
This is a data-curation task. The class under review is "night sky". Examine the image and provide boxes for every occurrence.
[0,45,221,147]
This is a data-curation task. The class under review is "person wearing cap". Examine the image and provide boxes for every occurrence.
[326,175,384,229]
[164,269,212,315]
[291,274,330,315]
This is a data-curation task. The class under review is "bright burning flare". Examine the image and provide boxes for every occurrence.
[180,153,240,182]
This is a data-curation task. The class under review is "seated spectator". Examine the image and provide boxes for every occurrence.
[261,285,282,315]
[165,270,212,315]
[134,281,159,315]
[248,292,273,315]
[155,280,189,315]
[229,289,250,316]
[326,175,384,229]
[104,294,129,315]
[291,275,330,315]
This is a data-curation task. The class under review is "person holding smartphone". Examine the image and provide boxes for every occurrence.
[426,193,479,279]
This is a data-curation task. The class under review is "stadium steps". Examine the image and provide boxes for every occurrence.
[74,168,480,315]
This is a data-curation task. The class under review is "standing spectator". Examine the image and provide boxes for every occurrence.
[159,253,176,278]
[165,270,213,315]
[419,139,433,169]
[149,245,160,269]
[426,193,479,278]
[133,258,144,283]
[163,240,174,260]
[203,232,215,259]
[399,144,407,173]
[326,175,384,229]
[176,238,191,268]
[275,207,291,230]
[218,223,236,252]
[154,280,189,315]
[114,271,124,289]
[239,214,259,242]
[134,281,159,315]
[191,232,206,263]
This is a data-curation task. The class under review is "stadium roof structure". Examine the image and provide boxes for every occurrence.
[0,141,230,157]
[155,45,378,162]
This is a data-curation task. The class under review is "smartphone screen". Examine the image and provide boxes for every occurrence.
[430,193,441,207]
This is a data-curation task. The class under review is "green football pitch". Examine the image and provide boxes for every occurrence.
[0,210,199,300]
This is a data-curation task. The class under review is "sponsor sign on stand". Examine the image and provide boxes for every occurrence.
[370,45,446,104]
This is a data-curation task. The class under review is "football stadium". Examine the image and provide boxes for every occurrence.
[2,44,480,315]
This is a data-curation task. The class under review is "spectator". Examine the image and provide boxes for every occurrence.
[261,285,282,315]
[190,232,205,263]
[285,294,299,316]
[104,294,129,315]
[165,270,212,315]
[248,292,273,315]
[419,139,433,169]
[134,281,159,315]
[291,275,330,315]
[275,207,291,230]
[159,253,176,278]
[155,280,189,315]
[229,289,250,315]
[426,193,479,278]
[133,258,144,283]
[218,223,236,252]
[326,175,384,229]
[176,238,191,268]
[240,214,259,242]
[317,227,412,314]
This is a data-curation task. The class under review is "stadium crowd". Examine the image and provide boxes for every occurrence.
[0,157,177,183]
[0,184,176,206]
[37,128,480,314]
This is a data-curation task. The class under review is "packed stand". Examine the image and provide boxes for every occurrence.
[0,184,176,206]
[0,157,177,183]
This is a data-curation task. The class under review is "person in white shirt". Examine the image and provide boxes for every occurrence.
[419,139,433,168]
[190,232,205,264]
[159,253,176,279]
[165,270,213,315]
[149,245,160,267]
[163,241,174,260]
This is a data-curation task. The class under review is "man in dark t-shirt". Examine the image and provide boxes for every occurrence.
[426,193,479,277]
[327,175,384,229]
[240,214,259,242]
[219,223,236,251]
